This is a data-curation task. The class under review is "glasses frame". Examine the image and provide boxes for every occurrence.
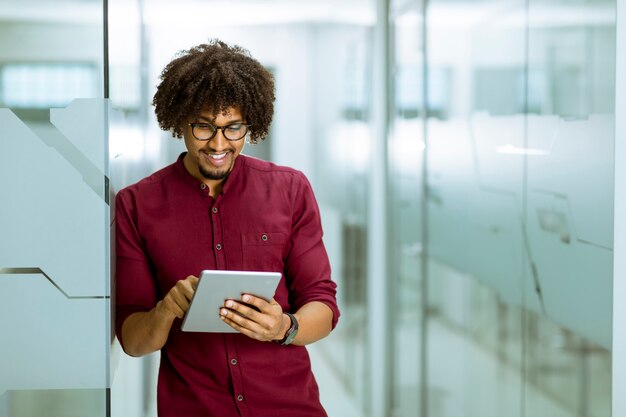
[188,122,251,142]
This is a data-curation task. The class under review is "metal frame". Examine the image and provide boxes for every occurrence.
[367,0,393,415]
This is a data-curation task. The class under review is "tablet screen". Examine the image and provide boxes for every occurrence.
[181,270,282,333]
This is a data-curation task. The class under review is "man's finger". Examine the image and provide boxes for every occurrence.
[186,275,199,289]
[221,312,277,342]
[220,315,266,342]
[220,307,257,330]
[240,294,273,312]
[224,300,259,321]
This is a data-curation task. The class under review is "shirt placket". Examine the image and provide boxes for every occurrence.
[210,195,249,415]
[210,199,227,270]
[224,335,249,416]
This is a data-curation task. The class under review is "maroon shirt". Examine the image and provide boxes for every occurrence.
[115,153,339,417]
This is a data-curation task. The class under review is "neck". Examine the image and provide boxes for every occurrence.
[208,181,223,198]
[183,153,225,197]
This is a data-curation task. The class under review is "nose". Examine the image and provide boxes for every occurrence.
[206,129,229,151]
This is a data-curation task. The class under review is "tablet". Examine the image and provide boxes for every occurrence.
[181,270,282,333]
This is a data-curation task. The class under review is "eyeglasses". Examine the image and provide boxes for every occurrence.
[188,122,250,141]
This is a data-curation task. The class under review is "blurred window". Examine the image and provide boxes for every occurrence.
[0,63,97,108]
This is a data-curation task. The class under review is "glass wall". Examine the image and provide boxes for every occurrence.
[422,2,528,416]
[387,0,616,416]
[311,21,373,411]
[524,1,614,415]
[389,0,426,415]
[0,1,111,416]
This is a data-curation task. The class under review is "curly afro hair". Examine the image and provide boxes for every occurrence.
[153,39,275,144]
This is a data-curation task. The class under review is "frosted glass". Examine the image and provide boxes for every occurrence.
[0,99,110,394]
[50,99,108,175]
[527,114,614,249]
[0,101,109,297]
[525,114,614,348]
[0,273,107,393]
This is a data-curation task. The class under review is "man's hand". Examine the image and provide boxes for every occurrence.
[219,295,290,342]
[156,275,199,320]
[121,275,199,356]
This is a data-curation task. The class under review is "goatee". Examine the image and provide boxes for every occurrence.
[200,167,231,181]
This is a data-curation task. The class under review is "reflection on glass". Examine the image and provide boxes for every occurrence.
[390,5,426,417]
[524,0,615,416]
[414,0,616,415]
[311,23,372,412]
[0,64,98,108]
[0,390,106,417]
[424,3,529,412]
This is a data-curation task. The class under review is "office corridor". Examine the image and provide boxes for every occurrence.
[1,0,625,416]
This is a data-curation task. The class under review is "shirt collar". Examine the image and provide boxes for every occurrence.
[174,152,202,192]
[221,153,244,195]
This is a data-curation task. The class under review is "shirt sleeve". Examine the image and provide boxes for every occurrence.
[114,188,158,349]
[283,173,340,329]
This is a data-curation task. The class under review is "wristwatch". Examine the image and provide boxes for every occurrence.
[277,312,298,346]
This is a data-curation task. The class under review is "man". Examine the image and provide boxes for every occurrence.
[115,40,339,417]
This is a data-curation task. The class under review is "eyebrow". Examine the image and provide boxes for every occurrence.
[195,115,244,124]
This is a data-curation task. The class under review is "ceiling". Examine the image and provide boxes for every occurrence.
[0,0,614,27]
[0,0,376,25]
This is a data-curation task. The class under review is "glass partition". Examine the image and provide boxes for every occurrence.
[524,0,614,415]
[309,22,374,413]
[421,2,528,416]
[388,0,616,416]
[0,1,111,416]
[389,2,426,415]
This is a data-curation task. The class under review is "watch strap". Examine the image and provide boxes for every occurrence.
[277,312,298,345]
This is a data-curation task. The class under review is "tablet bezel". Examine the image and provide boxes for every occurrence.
[181,270,282,333]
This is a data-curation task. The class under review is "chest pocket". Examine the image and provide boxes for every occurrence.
[241,232,286,272]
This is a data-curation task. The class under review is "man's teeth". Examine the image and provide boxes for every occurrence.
[209,153,227,160]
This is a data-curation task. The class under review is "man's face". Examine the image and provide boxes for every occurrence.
[182,107,246,184]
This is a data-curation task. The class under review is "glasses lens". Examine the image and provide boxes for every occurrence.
[192,123,215,140]
[223,124,248,140]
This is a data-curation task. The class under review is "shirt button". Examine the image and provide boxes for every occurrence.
[200,184,207,190]
[231,358,237,365]
[237,394,244,402]
[261,234,268,241]
[216,243,222,250]
[212,207,218,214]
